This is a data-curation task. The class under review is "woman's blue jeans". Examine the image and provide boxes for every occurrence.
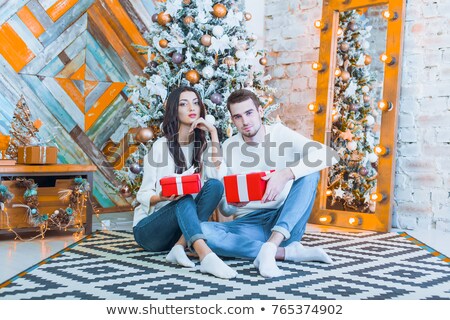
[133,179,224,251]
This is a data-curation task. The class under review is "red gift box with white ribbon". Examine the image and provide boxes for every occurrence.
[224,170,275,203]
[159,173,202,197]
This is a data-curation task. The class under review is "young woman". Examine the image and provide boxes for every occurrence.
[133,86,237,279]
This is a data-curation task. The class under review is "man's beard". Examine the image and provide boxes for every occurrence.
[241,123,261,138]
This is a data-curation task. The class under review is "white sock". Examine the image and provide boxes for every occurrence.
[166,245,195,268]
[200,252,237,279]
[253,242,284,278]
[284,242,333,264]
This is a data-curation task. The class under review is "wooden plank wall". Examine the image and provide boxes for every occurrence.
[0,0,158,208]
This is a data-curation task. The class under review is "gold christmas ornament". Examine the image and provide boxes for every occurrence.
[136,127,154,143]
[364,54,372,65]
[223,56,236,67]
[183,16,194,25]
[340,70,350,82]
[259,56,268,65]
[212,3,228,18]
[340,42,349,52]
[120,185,132,198]
[159,39,168,48]
[226,124,233,137]
[244,12,252,21]
[157,12,172,26]
[200,34,212,47]
[185,69,200,84]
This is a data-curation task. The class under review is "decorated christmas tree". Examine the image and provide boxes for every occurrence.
[114,0,279,201]
[327,10,379,213]
[6,96,42,160]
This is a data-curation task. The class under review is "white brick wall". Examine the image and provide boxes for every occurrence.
[265,0,450,232]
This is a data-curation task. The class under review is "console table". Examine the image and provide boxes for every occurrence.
[0,164,97,235]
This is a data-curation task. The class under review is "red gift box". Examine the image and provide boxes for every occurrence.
[224,170,275,203]
[159,173,202,197]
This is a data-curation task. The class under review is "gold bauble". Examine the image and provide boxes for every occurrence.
[186,69,200,84]
[183,16,194,25]
[340,42,349,52]
[340,70,350,82]
[120,185,132,198]
[212,3,227,18]
[136,127,154,143]
[244,12,252,21]
[223,56,236,67]
[159,39,168,48]
[200,34,212,47]
[259,57,268,65]
[364,55,372,65]
[157,12,172,26]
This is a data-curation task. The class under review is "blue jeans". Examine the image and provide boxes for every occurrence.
[201,172,320,259]
[133,179,224,251]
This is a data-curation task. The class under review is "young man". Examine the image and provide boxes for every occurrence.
[202,89,339,278]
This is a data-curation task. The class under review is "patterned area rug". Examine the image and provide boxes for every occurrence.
[1,230,449,300]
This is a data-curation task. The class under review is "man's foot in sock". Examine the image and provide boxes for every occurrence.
[284,242,333,263]
[200,252,237,279]
[166,244,195,268]
[254,242,284,278]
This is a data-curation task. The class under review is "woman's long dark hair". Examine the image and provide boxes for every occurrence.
[162,86,207,174]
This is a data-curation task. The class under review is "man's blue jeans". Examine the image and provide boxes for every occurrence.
[201,172,320,259]
[133,179,224,251]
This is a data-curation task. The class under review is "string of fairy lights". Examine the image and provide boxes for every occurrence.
[0,177,90,241]
[309,6,400,227]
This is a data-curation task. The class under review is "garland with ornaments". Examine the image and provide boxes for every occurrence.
[0,177,90,241]
[113,0,280,201]
[326,10,379,213]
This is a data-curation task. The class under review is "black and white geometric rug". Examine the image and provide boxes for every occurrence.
[1,230,449,300]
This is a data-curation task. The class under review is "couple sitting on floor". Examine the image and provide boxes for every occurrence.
[133,86,338,279]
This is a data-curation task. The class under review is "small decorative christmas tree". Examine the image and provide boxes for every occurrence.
[6,96,42,160]
[327,10,379,213]
[113,0,280,201]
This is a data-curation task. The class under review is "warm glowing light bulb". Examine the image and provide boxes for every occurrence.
[370,192,387,202]
[308,102,322,113]
[348,216,362,226]
[326,189,333,196]
[337,27,343,36]
[378,100,393,111]
[319,214,333,224]
[374,145,389,156]
[312,62,324,71]
[380,53,396,65]
[382,10,398,20]
[314,20,327,30]
[335,68,342,76]
[331,108,338,116]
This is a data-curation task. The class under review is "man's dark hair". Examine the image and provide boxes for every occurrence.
[226,89,260,112]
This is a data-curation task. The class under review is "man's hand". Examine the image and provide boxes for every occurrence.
[228,202,249,207]
[261,169,294,203]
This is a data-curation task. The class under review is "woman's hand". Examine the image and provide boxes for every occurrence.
[189,117,216,135]
[159,192,183,202]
